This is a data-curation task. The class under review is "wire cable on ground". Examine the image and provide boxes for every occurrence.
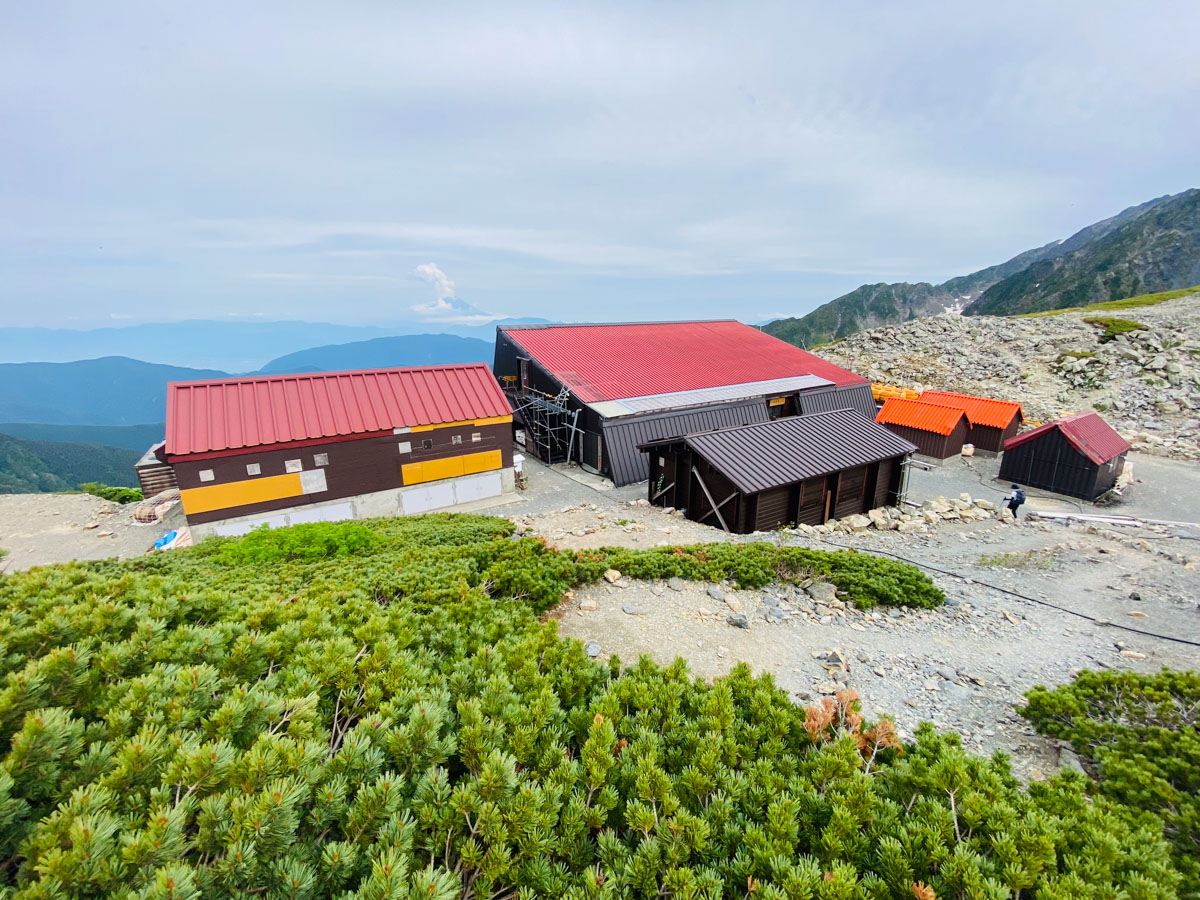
[805,535,1200,649]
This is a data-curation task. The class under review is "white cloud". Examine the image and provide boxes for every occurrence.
[414,262,455,301]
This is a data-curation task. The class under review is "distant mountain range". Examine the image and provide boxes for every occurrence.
[765,188,1200,347]
[0,317,548,371]
[0,433,140,493]
[0,333,496,429]
[258,334,492,374]
[0,358,227,426]
[0,422,166,452]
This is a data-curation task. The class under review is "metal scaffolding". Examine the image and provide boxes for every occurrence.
[508,385,581,465]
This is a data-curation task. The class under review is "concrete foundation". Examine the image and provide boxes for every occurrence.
[190,468,517,539]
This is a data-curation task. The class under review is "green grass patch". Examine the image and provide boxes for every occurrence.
[1083,315,1148,343]
[1018,283,1200,318]
[1056,350,1096,364]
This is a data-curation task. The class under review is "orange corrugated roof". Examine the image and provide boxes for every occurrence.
[919,390,1023,429]
[875,398,969,436]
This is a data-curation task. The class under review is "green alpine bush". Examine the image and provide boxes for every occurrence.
[78,482,143,504]
[1022,668,1200,898]
[0,515,1180,898]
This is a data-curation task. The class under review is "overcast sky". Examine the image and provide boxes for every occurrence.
[2,1,1197,328]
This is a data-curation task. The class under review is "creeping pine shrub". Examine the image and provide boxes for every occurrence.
[1022,668,1200,898]
[77,482,143,504]
[0,515,1180,898]
[208,521,383,564]
[583,543,945,609]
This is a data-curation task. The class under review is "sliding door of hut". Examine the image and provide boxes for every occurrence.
[833,465,868,519]
[794,476,828,526]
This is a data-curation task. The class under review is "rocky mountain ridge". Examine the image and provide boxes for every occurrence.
[765,189,1198,347]
[817,292,1200,461]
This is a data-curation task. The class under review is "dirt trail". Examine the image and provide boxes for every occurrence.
[0,494,175,572]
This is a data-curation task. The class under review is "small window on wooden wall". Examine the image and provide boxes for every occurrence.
[471,432,481,442]
[397,441,412,454]
[198,469,215,483]
[285,459,303,473]
[451,435,463,445]
[421,439,433,450]
[246,462,261,476]
[313,453,329,467]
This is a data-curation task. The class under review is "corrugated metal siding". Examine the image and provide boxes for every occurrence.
[501,321,867,403]
[686,409,917,495]
[797,384,876,419]
[167,364,512,457]
[1000,428,1104,500]
[880,419,967,459]
[602,399,771,486]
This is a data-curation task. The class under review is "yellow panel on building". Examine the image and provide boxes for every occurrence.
[180,472,304,515]
[410,415,512,434]
[402,449,502,486]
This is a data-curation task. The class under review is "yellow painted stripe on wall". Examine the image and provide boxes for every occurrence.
[180,472,304,515]
[410,414,512,433]
[402,449,503,486]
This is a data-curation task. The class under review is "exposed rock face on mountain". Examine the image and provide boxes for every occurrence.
[816,292,1200,461]
[765,189,1198,347]
[966,189,1200,316]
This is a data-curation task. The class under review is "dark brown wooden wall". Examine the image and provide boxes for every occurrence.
[173,421,512,524]
[881,419,967,459]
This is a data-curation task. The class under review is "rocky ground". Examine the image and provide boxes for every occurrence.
[0,493,177,572]
[519,454,1200,781]
[817,292,1200,460]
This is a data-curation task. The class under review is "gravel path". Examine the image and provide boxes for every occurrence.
[0,493,175,572]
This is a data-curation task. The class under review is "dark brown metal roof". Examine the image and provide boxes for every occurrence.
[602,399,770,486]
[681,409,918,494]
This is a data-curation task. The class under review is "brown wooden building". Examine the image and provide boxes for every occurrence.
[875,398,970,459]
[163,364,514,537]
[640,409,917,533]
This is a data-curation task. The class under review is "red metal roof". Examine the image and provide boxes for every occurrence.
[165,363,511,457]
[502,321,866,403]
[1003,411,1131,465]
[919,390,1023,429]
[875,398,968,436]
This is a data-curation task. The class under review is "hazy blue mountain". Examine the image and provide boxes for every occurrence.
[0,317,551,370]
[764,190,1194,346]
[0,357,225,425]
[0,433,140,493]
[257,333,494,375]
[966,188,1200,316]
[0,422,165,452]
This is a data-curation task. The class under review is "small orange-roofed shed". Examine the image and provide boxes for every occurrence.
[919,390,1024,453]
[875,398,971,459]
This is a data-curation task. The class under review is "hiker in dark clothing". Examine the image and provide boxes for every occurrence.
[1006,484,1026,518]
